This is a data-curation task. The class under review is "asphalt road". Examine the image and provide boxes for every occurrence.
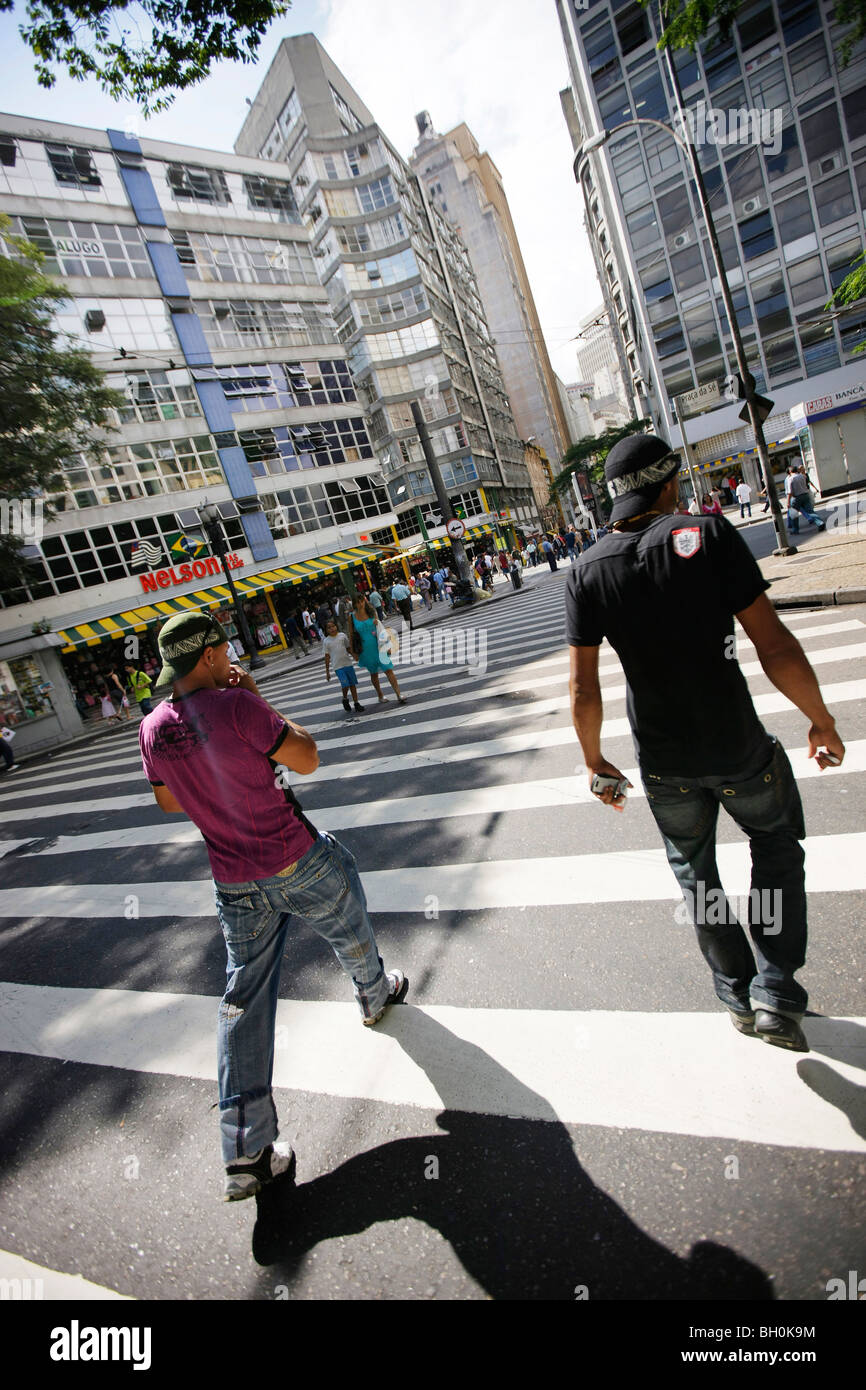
[0,558,863,1307]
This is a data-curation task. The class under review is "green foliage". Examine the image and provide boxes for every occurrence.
[647,0,866,66]
[0,216,123,583]
[0,0,291,114]
[828,250,866,354]
[551,419,651,516]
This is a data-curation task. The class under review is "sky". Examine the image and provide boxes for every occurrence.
[0,0,598,381]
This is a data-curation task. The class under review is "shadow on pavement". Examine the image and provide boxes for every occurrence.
[252,1009,772,1300]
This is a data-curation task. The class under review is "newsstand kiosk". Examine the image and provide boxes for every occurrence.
[789,383,866,496]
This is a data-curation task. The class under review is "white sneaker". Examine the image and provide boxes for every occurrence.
[223,1141,295,1202]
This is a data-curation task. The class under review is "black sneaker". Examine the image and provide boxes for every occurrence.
[754,1010,809,1053]
[223,1142,295,1202]
[342,696,351,712]
[728,1007,756,1036]
[363,970,409,1026]
[353,702,366,713]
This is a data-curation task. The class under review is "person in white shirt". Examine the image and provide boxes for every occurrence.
[323,621,365,715]
[735,481,752,518]
[688,497,701,516]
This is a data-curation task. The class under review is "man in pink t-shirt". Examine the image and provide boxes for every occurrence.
[140,611,408,1202]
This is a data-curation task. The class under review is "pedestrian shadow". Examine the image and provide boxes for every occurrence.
[251,1009,771,1300]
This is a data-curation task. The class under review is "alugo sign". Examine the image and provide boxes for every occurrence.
[675,380,723,418]
[139,552,243,594]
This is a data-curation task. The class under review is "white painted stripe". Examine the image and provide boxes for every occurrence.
[4,737,865,857]
[310,642,866,753]
[3,677,865,818]
[0,1249,132,1300]
[0,832,861,918]
[0,983,861,1152]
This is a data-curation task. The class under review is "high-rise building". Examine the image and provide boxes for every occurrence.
[234,35,539,547]
[410,114,572,468]
[557,0,866,485]
[574,305,634,429]
[0,113,394,750]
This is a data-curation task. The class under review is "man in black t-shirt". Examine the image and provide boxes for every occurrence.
[566,434,845,1053]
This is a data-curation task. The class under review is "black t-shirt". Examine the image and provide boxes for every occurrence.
[565,513,770,777]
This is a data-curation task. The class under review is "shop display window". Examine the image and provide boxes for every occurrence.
[0,657,54,725]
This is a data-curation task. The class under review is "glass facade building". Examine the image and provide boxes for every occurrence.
[557,0,866,477]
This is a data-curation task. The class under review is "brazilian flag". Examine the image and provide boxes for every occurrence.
[165,531,207,562]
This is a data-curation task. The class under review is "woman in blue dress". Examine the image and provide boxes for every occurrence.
[348,594,407,704]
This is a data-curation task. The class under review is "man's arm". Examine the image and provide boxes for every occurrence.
[227,668,319,775]
[153,783,185,814]
[736,593,845,768]
[568,645,630,810]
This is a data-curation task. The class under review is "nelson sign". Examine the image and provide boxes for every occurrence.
[139,552,244,594]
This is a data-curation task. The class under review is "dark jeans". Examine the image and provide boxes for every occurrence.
[0,737,14,769]
[642,735,807,1018]
[138,697,153,715]
[739,502,752,517]
[397,598,412,628]
[547,555,557,572]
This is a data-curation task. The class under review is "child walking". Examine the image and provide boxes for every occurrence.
[323,620,365,715]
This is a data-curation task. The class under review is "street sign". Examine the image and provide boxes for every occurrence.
[446,517,466,540]
[739,394,774,425]
[675,381,723,417]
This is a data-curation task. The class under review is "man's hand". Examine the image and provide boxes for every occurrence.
[226,664,258,694]
[587,758,632,812]
[808,721,845,769]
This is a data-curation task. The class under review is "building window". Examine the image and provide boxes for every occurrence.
[615,6,649,55]
[778,0,821,43]
[739,210,776,260]
[798,318,840,374]
[171,230,318,285]
[789,34,831,97]
[243,174,299,221]
[166,163,230,205]
[826,234,864,290]
[776,189,814,241]
[279,88,302,136]
[765,125,803,181]
[800,105,844,164]
[751,270,791,336]
[10,216,151,279]
[109,369,202,424]
[46,143,101,189]
[357,175,396,213]
[787,255,827,306]
[814,171,856,227]
[842,89,866,143]
[0,134,17,166]
[703,36,739,91]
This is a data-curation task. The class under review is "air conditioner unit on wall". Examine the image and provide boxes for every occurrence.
[740,195,765,217]
[671,229,693,250]
[815,151,845,178]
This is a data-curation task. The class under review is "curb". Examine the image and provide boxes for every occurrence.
[773,587,866,609]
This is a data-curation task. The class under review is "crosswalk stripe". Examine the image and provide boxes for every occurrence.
[2,677,863,819]
[0,1249,132,1300]
[0,832,861,917]
[5,738,863,859]
[0,982,861,1153]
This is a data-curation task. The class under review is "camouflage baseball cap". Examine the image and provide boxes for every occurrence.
[156,611,228,687]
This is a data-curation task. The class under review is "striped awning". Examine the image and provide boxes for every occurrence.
[695,437,800,473]
[58,544,396,651]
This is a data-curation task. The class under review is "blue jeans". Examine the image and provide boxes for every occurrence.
[213,833,390,1164]
[791,492,824,528]
[642,735,807,1019]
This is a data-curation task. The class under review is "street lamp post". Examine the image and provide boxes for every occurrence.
[576,105,796,555]
[197,503,265,671]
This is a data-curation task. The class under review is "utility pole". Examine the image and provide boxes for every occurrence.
[197,503,265,670]
[410,400,475,586]
[659,32,796,555]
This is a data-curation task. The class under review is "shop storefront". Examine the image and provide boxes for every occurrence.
[0,633,84,754]
[55,543,396,706]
